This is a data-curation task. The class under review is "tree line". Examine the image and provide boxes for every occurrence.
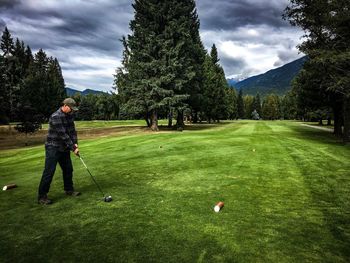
[0,27,120,128]
[0,27,66,128]
[70,93,120,121]
[284,0,350,143]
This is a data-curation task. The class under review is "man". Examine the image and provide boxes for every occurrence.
[38,98,81,205]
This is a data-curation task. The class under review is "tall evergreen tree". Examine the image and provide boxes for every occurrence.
[1,27,65,126]
[1,27,16,121]
[252,93,262,115]
[0,27,14,57]
[24,45,33,75]
[21,49,65,120]
[210,44,219,64]
[181,1,206,124]
[116,0,205,130]
[281,91,298,120]
[45,57,66,116]
[243,95,254,119]
[262,94,280,120]
[0,55,8,124]
[284,0,350,142]
[202,45,229,122]
[225,87,238,120]
[237,89,245,119]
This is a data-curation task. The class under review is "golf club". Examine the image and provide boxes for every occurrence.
[77,153,112,202]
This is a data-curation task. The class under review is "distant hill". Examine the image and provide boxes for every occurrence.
[227,78,241,87]
[229,56,308,96]
[66,87,106,96]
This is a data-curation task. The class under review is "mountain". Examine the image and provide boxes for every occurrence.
[227,78,241,86]
[66,87,106,96]
[229,56,308,96]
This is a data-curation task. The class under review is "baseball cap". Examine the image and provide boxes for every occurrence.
[63,98,79,111]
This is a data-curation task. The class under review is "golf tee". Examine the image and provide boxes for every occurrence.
[2,184,17,191]
[214,201,224,212]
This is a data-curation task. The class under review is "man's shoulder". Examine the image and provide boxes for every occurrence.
[50,108,64,119]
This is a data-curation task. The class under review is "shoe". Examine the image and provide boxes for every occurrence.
[65,191,81,196]
[38,196,53,205]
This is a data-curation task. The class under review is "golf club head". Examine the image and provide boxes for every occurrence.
[104,196,112,202]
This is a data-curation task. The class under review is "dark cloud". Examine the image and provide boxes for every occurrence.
[0,0,21,9]
[219,55,248,76]
[0,18,5,28]
[196,0,290,30]
[1,0,132,55]
[274,48,302,67]
[0,0,303,91]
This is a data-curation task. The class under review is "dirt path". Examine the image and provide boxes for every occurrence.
[0,126,152,150]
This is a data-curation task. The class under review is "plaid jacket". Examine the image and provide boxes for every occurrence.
[45,108,78,152]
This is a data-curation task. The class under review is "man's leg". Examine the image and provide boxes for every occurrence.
[58,151,75,192]
[38,146,58,200]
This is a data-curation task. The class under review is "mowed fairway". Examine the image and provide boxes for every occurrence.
[0,121,349,262]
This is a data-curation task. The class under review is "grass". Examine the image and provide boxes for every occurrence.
[0,119,170,149]
[0,120,349,262]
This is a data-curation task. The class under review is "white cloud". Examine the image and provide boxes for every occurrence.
[201,24,304,79]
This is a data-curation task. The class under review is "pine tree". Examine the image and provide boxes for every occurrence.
[1,27,14,57]
[225,87,238,120]
[202,44,229,122]
[45,57,66,116]
[237,89,245,119]
[253,93,262,116]
[262,94,280,120]
[181,0,206,124]
[1,27,16,121]
[202,53,216,122]
[24,45,33,76]
[284,0,350,142]
[21,49,65,120]
[281,91,298,120]
[1,27,65,127]
[210,44,219,64]
[116,0,206,131]
[243,95,254,119]
[0,55,8,124]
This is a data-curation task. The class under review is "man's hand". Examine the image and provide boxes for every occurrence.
[73,144,79,156]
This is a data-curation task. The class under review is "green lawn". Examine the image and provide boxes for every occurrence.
[0,121,349,262]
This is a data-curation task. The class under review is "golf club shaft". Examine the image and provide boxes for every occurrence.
[79,156,105,196]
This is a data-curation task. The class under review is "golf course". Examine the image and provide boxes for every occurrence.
[0,120,349,262]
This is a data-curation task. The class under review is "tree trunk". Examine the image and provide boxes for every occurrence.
[25,132,29,146]
[176,110,184,131]
[333,103,343,137]
[343,96,350,143]
[327,117,332,126]
[150,110,159,131]
[193,111,198,123]
[318,118,323,125]
[168,110,173,128]
[144,113,151,127]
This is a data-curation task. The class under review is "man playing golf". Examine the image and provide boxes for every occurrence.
[38,98,81,205]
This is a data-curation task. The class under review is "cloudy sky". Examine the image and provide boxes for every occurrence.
[0,0,304,92]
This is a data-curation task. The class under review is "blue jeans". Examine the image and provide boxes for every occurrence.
[38,145,74,199]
